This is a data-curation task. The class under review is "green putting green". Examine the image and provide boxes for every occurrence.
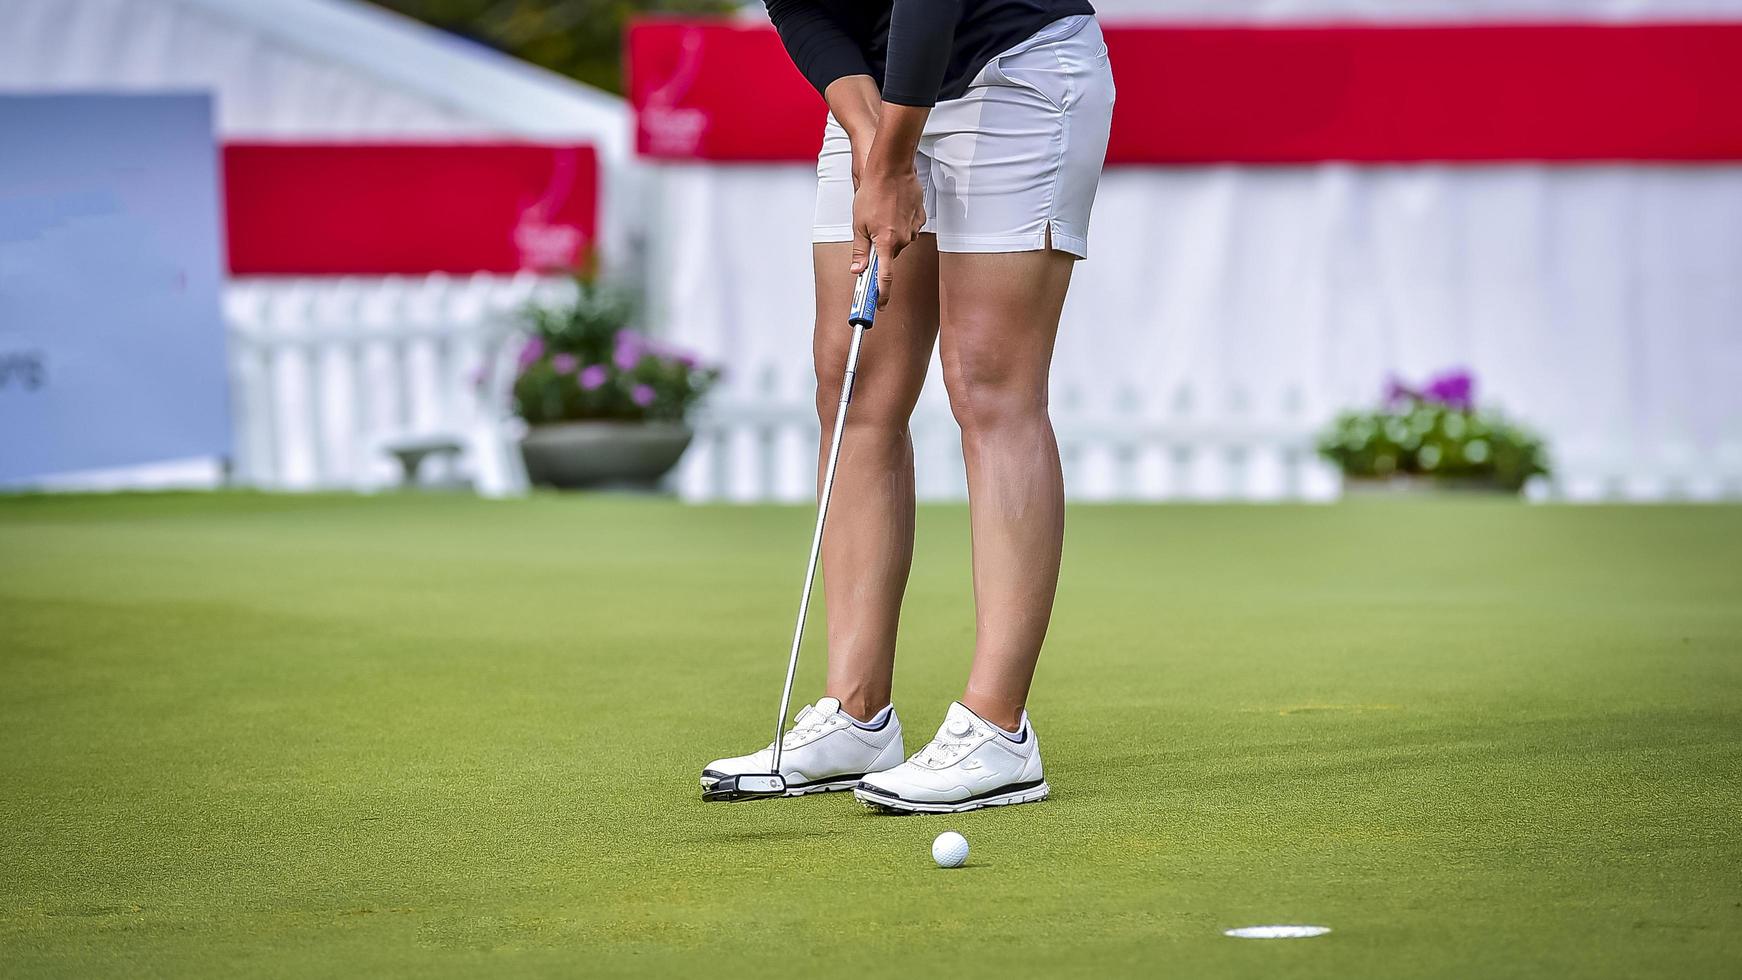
[2,493,1739,977]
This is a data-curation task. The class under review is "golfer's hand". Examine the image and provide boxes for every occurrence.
[851,168,925,309]
[848,130,875,191]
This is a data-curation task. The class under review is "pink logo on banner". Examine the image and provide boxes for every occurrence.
[639,29,711,157]
[627,19,826,161]
[514,147,590,270]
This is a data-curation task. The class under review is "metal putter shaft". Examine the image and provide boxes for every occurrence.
[771,256,880,773]
[702,253,880,803]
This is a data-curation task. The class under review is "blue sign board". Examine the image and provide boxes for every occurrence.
[0,95,229,483]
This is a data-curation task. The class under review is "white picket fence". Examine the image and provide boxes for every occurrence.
[677,371,1335,503]
[221,275,1741,502]
[222,275,1338,501]
[224,274,569,496]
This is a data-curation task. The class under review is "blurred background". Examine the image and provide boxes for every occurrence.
[4,0,1741,503]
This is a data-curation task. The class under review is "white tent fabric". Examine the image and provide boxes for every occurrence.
[654,164,1742,503]
[654,1,1742,501]
[0,0,625,141]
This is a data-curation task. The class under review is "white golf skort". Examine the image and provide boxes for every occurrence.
[812,14,1116,259]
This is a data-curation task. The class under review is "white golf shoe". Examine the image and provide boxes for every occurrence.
[700,697,905,797]
[854,702,1049,814]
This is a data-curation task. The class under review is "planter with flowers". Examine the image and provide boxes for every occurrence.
[1318,369,1550,495]
[512,277,719,490]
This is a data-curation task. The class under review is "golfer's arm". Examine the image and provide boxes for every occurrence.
[824,75,882,144]
[865,105,929,178]
[880,0,962,109]
[864,0,959,174]
[764,0,874,99]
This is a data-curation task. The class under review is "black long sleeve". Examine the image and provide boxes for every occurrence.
[762,1,1095,108]
[764,0,874,97]
[882,0,964,108]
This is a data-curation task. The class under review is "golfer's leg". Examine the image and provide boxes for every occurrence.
[813,237,940,721]
[938,248,1075,732]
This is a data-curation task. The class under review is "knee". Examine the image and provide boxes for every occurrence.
[942,347,1046,435]
[814,358,913,433]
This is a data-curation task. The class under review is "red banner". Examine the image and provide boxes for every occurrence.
[627,21,824,162]
[626,20,1742,164]
[224,143,599,275]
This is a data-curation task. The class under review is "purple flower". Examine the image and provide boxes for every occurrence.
[1383,374,1415,408]
[578,364,608,391]
[515,336,545,372]
[1422,369,1475,411]
[613,330,645,371]
[656,343,702,369]
[645,338,700,369]
[551,353,578,375]
[631,384,656,407]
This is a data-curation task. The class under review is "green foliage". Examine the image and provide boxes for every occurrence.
[511,275,719,426]
[1318,400,1550,492]
[363,0,740,94]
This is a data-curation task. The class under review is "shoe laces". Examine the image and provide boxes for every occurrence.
[913,716,980,768]
[770,703,834,751]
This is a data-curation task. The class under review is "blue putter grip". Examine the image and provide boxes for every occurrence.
[849,253,879,328]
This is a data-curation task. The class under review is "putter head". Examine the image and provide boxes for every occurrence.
[700,771,788,803]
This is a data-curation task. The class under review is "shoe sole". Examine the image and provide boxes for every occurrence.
[699,770,863,798]
[853,779,1050,815]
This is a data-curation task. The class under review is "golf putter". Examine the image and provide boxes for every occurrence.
[703,252,880,802]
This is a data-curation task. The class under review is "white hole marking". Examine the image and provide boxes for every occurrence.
[1224,925,1332,939]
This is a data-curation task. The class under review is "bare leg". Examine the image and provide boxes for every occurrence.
[813,238,940,721]
[937,248,1075,731]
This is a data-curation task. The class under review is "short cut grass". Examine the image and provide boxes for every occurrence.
[2,493,1739,977]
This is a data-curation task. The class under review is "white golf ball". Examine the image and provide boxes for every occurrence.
[932,831,969,868]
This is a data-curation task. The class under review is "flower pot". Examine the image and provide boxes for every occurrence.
[519,421,694,491]
[1342,474,1517,496]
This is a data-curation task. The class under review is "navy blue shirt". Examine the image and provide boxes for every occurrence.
[764,0,1095,108]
